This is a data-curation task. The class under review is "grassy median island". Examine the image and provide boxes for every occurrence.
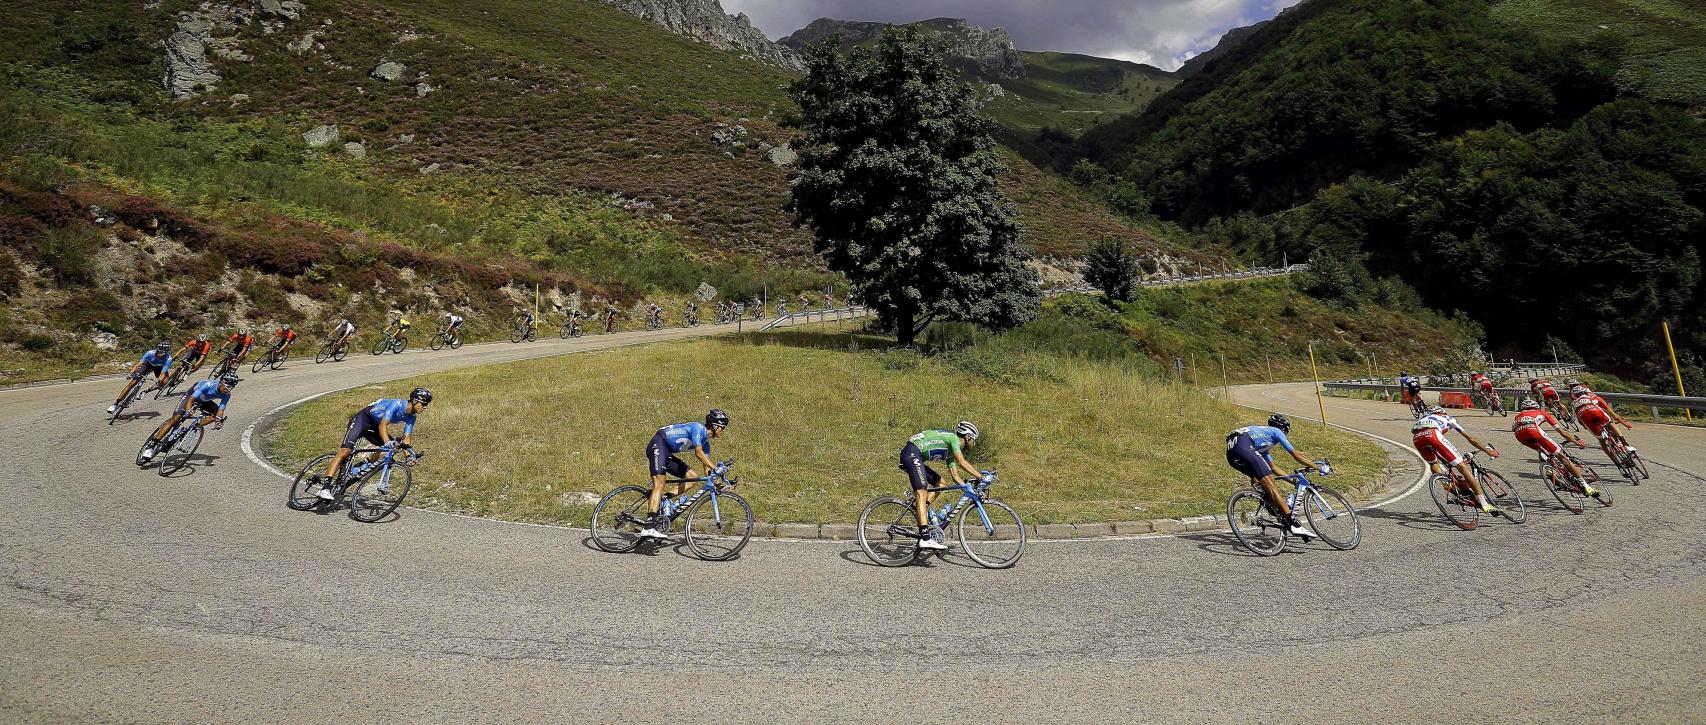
[264,330,1386,526]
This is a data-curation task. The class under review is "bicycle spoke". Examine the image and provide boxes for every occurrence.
[955,499,1025,568]
[857,498,920,567]
[1227,490,1286,556]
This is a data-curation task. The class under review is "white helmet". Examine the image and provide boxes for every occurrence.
[955,421,980,441]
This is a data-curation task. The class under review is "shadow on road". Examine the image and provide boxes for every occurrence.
[157,453,222,479]
[1359,506,1461,532]
[108,411,161,425]
[1179,531,1273,558]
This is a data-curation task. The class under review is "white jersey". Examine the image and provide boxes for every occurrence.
[1419,412,1464,435]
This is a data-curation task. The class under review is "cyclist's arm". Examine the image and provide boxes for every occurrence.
[1457,429,1497,456]
[950,449,976,484]
[693,445,715,473]
[1284,448,1316,471]
[1550,421,1585,447]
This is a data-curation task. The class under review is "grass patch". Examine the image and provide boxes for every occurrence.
[264,334,1384,526]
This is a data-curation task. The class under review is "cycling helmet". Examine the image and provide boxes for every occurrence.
[408,387,433,405]
[1428,405,1447,416]
[1528,377,1538,384]
[1267,413,1291,433]
[955,420,981,441]
[1565,378,1580,387]
[238,328,250,336]
[1399,371,1408,377]
[1571,387,1590,398]
[196,333,209,342]
[282,324,292,331]
[154,341,171,354]
[1520,398,1542,411]
[219,371,240,388]
[705,408,730,429]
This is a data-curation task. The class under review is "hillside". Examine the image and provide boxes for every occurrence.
[0,0,1204,382]
[1062,0,1706,387]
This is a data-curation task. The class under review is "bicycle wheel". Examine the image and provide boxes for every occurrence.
[158,424,202,478]
[1563,450,1600,483]
[559,324,571,340]
[430,333,445,351]
[684,491,754,561]
[135,433,158,467]
[1302,485,1360,550]
[316,345,333,363]
[1429,475,1480,530]
[449,335,461,349]
[1629,450,1651,481]
[391,336,407,354]
[349,463,412,523]
[955,499,1026,569]
[1227,490,1287,556]
[332,344,347,361]
[110,384,140,423]
[269,351,285,370]
[590,485,652,553]
[289,454,338,511]
[510,326,525,343]
[1479,468,1525,524]
[856,497,921,567]
[1543,463,1586,514]
[370,337,388,355]
[251,356,268,373]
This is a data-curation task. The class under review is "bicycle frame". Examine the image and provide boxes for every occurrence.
[345,445,412,489]
[659,467,738,523]
[1269,472,1336,518]
[916,479,1000,535]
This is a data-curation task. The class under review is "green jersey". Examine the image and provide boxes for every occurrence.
[908,429,962,469]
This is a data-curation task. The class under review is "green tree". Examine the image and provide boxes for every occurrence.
[786,27,1040,346]
[1083,237,1138,302]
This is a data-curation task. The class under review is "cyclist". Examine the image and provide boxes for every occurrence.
[268,324,299,359]
[644,302,663,328]
[1529,377,1562,414]
[387,316,413,339]
[328,318,356,351]
[442,311,464,341]
[1471,371,1496,405]
[641,409,730,539]
[225,328,256,366]
[902,421,985,550]
[604,303,620,333]
[685,299,700,325]
[1511,398,1599,496]
[139,371,237,464]
[1571,384,1635,465]
[1225,414,1322,540]
[514,307,536,334]
[1412,413,1502,515]
[175,333,213,375]
[1397,371,1422,409]
[109,342,174,414]
[317,388,431,499]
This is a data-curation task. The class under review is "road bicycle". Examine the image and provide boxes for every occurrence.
[1474,389,1506,416]
[604,309,619,333]
[1407,393,1427,419]
[206,350,240,379]
[155,360,194,399]
[371,327,408,355]
[288,444,421,523]
[251,341,288,372]
[1555,404,1580,432]
[1537,448,1610,514]
[1227,460,1360,556]
[108,371,158,423]
[645,309,663,331]
[559,314,583,339]
[315,337,350,363]
[1428,451,1525,530]
[748,301,764,320]
[1594,427,1649,482]
[429,322,463,350]
[138,412,214,477]
[856,471,1025,569]
[509,318,537,343]
[685,306,700,327]
[589,459,753,561]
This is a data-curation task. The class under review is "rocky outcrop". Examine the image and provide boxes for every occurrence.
[162,30,221,98]
[303,124,340,148]
[370,61,406,82]
[160,1,309,99]
[1175,21,1267,78]
[600,0,804,72]
[780,17,1026,78]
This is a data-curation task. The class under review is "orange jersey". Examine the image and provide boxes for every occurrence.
[275,329,298,343]
[229,333,254,350]
[183,339,212,357]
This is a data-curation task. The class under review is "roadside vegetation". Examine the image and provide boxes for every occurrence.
[266,329,1385,527]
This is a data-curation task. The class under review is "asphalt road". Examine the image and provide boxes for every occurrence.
[3,328,1702,723]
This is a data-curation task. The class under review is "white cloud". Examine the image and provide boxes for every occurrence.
[721,0,1287,71]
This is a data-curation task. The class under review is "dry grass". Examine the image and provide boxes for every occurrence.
[265,331,1384,526]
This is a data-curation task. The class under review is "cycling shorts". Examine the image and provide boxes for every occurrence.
[899,442,943,491]
[1412,427,1463,467]
[1540,388,1560,402]
[1577,406,1612,437]
[1224,432,1274,479]
[1514,425,1561,456]
[647,432,690,478]
[180,396,221,418]
[138,360,168,377]
[341,405,388,450]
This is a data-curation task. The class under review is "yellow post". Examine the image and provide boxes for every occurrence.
[535,284,540,316]
[1308,342,1329,427]
[1662,321,1691,421]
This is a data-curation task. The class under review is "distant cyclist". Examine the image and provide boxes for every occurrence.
[1412,412,1502,515]
[443,311,464,341]
[317,388,432,499]
[901,422,984,551]
[109,342,174,414]
[176,334,213,375]
[1225,414,1322,540]
[138,372,237,465]
[328,318,356,351]
[268,324,298,358]
[641,410,730,539]
[1571,384,1635,465]
[1510,398,1599,496]
[1398,371,1423,409]
[1471,371,1495,402]
[516,307,536,333]
[1529,378,1562,414]
[386,316,413,339]
[225,328,256,366]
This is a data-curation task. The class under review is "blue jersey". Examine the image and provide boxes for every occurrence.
[657,422,711,455]
[139,349,172,370]
[367,398,417,435]
[187,379,232,412]
[1232,425,1295,461]
[1399,375,1420,390]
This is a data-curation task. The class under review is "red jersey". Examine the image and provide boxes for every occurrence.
[1512,409,1557,432]
[275,329,298,343]
[229,333,254,351]
[183,339,212,357]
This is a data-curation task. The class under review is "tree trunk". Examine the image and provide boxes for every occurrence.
[894,305,916,347]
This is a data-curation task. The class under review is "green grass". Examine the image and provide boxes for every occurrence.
[264,331,1385,526]
[982,52,1179,135]
[1491,0,1706,105]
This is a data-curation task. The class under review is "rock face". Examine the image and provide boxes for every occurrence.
[160,1,310,99]
[781,17,1026,78]
[599,0,804,71]
[162,30,221,98]
[370,61,406,81]
[1175,21,1268,78]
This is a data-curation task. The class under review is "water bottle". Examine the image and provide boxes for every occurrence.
[662,495,677,518]
[349,461,372,480]
[1285,492,1298,509]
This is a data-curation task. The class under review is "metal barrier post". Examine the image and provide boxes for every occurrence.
[1663,321,1692,421]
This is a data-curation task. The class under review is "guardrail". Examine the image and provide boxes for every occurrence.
[1322,380,1705,417]
[1042,263,1310,297]
[754,305,868,332]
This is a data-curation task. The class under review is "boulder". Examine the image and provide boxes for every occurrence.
[258,0,306,20]
[343,142,366,158]
[287,30,320,55]
[162,30,220,99]
[766,145,798,167]
[414,81,436,97]
[90,332,119,351]
[370,61,406,82]
[303,124,339,148]
[694,282,718,302]
[598,0,804,71]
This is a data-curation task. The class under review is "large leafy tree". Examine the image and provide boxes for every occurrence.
[786,27,1039,346]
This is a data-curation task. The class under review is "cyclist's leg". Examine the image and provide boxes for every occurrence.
[1226,433,1288,517]
[115,376,138,403]
[326,407,377,478]
[645,434,680,518]
[901,445,939,526]
[151,403,187,442]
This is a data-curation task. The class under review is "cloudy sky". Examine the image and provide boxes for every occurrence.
[722,0,1303,70]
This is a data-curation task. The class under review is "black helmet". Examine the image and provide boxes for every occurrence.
[155,341,171,353]
[409,387,433,405]
[1268,413,1291,433]
[220,371,240,387]
[706,408,729,429]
